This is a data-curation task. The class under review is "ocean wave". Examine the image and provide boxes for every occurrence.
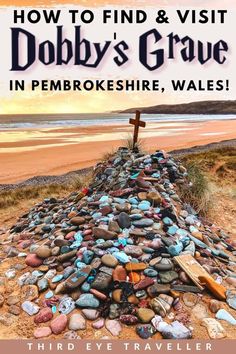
[0,113,236,130]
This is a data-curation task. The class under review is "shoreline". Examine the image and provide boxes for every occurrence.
[0,138,235,191]
[0,119,236,184]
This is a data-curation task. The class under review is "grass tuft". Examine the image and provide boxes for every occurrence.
[124,134,143,152]
[179,162,211,216]
[71,170,93,190]
[0,184,67,210]
[0,171,93,210]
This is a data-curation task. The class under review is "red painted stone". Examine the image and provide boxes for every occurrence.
[50,314,68,335]
[113,265,127,282]
[34,307,53,324]
[25,254,43,267]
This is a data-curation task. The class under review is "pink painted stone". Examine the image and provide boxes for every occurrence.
[34,307,53,324]
[83,229,92,236]
[34,327,52,338]
[149,239,162,249]
[65,231,75,240]
[12,235,21,242]
[92,318,105,329]
[105,319,122,336]
[25,254,43,267]
[20,233,32,240]
[50,314,68,334]
[134,277,154,290]
[18,240,33,249]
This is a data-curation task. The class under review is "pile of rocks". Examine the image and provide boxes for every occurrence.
[0,147,236,339]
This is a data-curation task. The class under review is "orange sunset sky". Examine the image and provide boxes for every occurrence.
[0,0,235,114]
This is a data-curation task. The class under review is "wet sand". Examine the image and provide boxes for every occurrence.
[0,120,236,184]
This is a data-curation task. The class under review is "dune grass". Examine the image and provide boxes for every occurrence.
[0,184,67,210]
[179,162,211,216]
[179,146,236,216]
[0,170,93,210]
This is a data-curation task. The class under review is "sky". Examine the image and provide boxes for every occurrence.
[0,0,235,114]
[0,1,235,6]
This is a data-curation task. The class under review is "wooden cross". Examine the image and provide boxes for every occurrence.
[129,110,146,150]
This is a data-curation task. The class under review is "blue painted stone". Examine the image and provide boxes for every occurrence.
[61,245,70,254]
[45,291,54,299]
[142,247,154,254]
[176,229,189,238]
[82,250,94,264]
[87,276,95,284]
[189,226,198,233]
[81,282,91,292]
[61,222,69,229]
[130,214,143,220]
[99,196,110,203]
[185,215,196,225]
[18,252,27,257]
[153,223,162,230]
[188,235,207,249]
[75,294,100,308]
[113,198,127,204]
[133,219,154,228]
[118,239,127,247]
[74,260,87,269]
[99,202,110,208]
[63,266,75,279]
[138,201,151,211]
[74,232,83,241]
[32,270,44,278]
[218,250,229,259]
[95,239,105,245]
[44,216,52,224]
[128,197,139,205]
[108,247,119,253]
[154,208,161,214]
[168,242,184,256]
[181,236,190,247]
[127,238,134,245]
[168,225,179,236]
[42,225,52,232]
[113,251,129,264]
[52,274,64,283]
[151,172,160,178]
[37,278,49,292]
[163,217,173,226]
[216,309,236,325]
[70,241,82,249]
[130,172,140,179]
[183,241,195,255]
[92,212,102,220]
[100,217,110,223]
[52,305,57,314]
[58,296,75,315]
[144,268,158,277]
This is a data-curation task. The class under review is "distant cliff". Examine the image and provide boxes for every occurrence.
[119,100,236,114]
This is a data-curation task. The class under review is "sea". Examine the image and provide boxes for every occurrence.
[0,113,236,130]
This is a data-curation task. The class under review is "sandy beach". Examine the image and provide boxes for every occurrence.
[0,119,236,184]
